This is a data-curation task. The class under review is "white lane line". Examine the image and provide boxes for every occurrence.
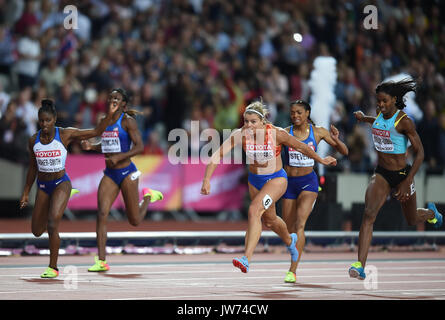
[2,264,445,273]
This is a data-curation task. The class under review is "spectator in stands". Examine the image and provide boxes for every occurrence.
[0,0,442,184]
[15,86,38,137]
[14,0,39,36]
[0,100,29,164]
[417,99,441,170]
[0,81,11,115]
[54,82,81,127]
[0,24,16,78]
[39,55,65,97]
[346,124,370,173]
[15,24,41,90]
[438,112,445,169]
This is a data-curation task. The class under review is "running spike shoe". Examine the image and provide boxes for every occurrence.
[427,202,443,229]
[349,261,366,280]
[88,256,109,272]
[232,256,249,273]
[284,271,296,283]
[142,188,164,203]
[70,188,80,198]
[40,267,59,278]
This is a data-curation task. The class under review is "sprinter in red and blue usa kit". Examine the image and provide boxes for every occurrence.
[81,88,163,272]
[282,100,348,283]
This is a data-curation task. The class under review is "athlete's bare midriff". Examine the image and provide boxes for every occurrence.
[377,152,407,171]
[284,165,314,177]
[247,156,284,175]
[104,154,132,170]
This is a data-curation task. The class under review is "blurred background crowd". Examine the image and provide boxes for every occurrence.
[0,0,444,174]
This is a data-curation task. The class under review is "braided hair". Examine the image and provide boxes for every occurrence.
[375,78,417,110]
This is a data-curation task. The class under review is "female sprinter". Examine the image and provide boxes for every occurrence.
[19,98,118,278]
[349,79,443,280]
[81,88,163,272]
[282,100,349,283]
[200,100,337,273]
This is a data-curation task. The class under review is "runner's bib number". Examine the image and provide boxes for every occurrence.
[101,131,121,153]
[288,148,314,167]
[35,150,64,172]
[372,128,394,152]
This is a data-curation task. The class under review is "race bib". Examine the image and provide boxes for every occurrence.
[372,128,394,152]
[288,149,314,167]
[101,131,121,153]
[288,142,315,167]
[245,144,275,163]
[35,150,64,172]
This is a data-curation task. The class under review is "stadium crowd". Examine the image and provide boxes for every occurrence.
[0,0,444,174]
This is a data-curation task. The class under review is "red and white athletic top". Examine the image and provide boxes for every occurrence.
[243,124,281,164]
[33,127,67,173]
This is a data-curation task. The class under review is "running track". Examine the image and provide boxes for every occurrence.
[1,251,444,300]
[0,220,444,302]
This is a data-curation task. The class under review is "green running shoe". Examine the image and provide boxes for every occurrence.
[284,271,296,283]
[143,188,164,203]
[40,267,59,278]
[70,188,80,198]
[88,256,109,272]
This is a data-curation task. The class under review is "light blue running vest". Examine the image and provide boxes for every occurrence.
[371,110,408,154]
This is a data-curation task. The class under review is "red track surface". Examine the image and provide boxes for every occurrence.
[0,219,444,302]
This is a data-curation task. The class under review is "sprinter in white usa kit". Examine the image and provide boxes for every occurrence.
[20,98,118,278]
[201,99,337,274]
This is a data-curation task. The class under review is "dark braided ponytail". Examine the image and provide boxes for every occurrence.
[375,78,417,110]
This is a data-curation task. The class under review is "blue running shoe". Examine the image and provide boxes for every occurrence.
[427,202,443,229]
[287,233,299,262]
[233,256,249,273]
[349,261,366,280]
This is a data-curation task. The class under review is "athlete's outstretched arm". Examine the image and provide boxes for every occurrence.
[354,111,376,125]
[277,128,337,166]
[19,137,37,209]
[201,129,241,195]
[80,138,102,152]
[318,125,349,156]
[63,102,119,143]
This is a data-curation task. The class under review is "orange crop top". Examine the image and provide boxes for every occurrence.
[243,124,281,163]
